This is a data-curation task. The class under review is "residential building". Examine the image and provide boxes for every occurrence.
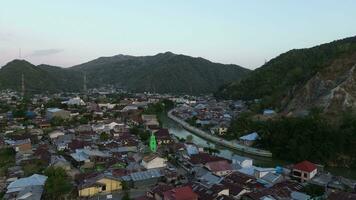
[292,161,317,182]
[163,186,198,200]
[78,175,122,197]
[141,154,167,169]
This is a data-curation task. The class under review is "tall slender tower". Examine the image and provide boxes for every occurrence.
[149,132,157,152]
[21,73,25,97]
[83,72,87,93]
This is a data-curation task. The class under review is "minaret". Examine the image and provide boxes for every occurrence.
[149,132,157,152]
[21,73,25,97]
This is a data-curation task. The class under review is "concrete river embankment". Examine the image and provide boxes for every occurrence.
[167,109,272,157]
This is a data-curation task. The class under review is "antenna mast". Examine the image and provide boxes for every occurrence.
[21,73,25,97]
[83,72,87,93]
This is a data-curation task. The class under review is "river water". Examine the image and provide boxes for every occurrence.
[160,114,356,179]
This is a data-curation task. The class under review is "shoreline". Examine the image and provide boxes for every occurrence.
[167,109,273,157]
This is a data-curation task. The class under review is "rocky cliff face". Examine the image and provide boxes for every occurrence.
[285,55,356,116]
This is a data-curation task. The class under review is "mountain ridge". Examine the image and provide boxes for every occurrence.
[0,52,250,94]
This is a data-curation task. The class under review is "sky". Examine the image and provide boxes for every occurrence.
[1,1,356,69]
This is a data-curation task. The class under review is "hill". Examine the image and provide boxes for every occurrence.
[0,60,82,93]
[0,52,250,94]
[71,52,250,94]
[216,36,356,115]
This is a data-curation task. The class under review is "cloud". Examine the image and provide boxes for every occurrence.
[30,49,63,56]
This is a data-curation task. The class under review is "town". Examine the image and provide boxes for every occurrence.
[0,89,355,200]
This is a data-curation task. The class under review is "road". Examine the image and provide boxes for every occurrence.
[167,109,272,157]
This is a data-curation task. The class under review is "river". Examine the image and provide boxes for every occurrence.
[160,113,356,179]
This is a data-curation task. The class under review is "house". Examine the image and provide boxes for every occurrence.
[46,108,70,120]
[142,114,160,129]
[232,155,253,168]
[5,174,47,200]
[141,154,167,169]
[260,172,284,186]
[185,143,199,156]
[61,97,85,106]
[239,132,259,146]
[163,186,198,200]
[48,130,65,139]
[149,184,174,200]
[78,174,122,197]
[50,155,71,171]
[292,161,317,182]
[53,134,75,151]
[121,169,163,188]
[154,129,174,145]
[205,160,233,176]
[11,139,32,153]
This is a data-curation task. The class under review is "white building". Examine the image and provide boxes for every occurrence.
[141,154,166,169]
[62,97,85,106]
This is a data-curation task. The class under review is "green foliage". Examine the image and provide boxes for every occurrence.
[227,111,356,167]
[216,36,356,108]
[139,130,150,142]
[44,167,73,200]
[186,135,193,143]
[72,52,250,94]
[0,60,82,93]
[50,116,65,127]
[100,132,110,141]
[0,148,15,176]
[144,100,174,114]
[130,126,150,142]
[22,159,47,176]
[302,184,325,197]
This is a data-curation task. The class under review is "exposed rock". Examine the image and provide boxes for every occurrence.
[286,56,356,116]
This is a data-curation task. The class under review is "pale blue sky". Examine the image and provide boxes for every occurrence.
[1,0,355,69]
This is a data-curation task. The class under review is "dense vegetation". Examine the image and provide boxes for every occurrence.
[44,167,73,199]
[227,111,356,168]
[0,52,250,95]
[72,52,250,94]
[0,60,82,93]
[216,36,356,109]
[0,148,15,176]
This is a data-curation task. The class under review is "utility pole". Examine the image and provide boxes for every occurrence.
[21,73,25,97]
[83,72,87,93]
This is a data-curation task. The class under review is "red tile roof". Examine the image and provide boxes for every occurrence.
[163,186,198,200]
[293,160,317,172]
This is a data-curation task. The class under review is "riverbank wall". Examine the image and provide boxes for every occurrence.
[167,109,272,157]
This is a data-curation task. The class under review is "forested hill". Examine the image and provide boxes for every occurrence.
[70,52,250,94]
[216,36,356,115]
[0,52,250,95]
[0,60,82,93]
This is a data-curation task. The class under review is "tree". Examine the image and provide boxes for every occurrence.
[186,135,193,143]
[100,132,110,141]
[50,117,64,127]
[44,167,73,200]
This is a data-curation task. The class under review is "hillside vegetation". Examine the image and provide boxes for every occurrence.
[0,52,250,94]
[216,36,356,114]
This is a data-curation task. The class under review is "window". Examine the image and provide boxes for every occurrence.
[303,173,308,178]
[102,185,106,191]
